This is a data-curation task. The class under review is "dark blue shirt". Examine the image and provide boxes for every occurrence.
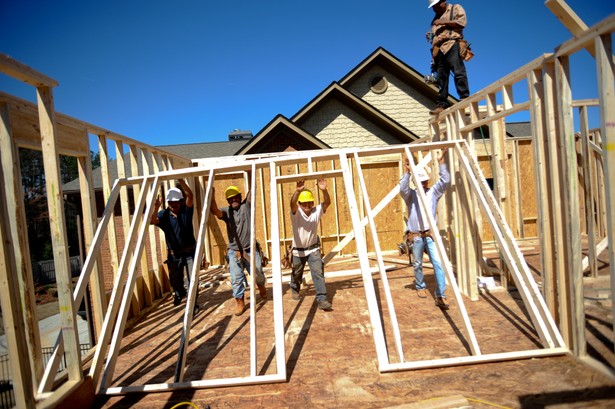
[156,204,196,253]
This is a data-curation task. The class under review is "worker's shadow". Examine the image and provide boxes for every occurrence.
[257,281,340,379]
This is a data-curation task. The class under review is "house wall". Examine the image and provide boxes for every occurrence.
[301,100,401,148]
[345,66,434,138]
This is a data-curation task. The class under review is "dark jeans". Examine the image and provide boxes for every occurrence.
[167,254,194,297]
[435,41,469,107]
[290,249,327,302]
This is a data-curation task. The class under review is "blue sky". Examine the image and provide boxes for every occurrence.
[1,1,614,148]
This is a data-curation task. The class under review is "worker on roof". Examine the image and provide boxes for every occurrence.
[289,179,333,311]
[210,180,268,316]
[399,150,450,309]
[151,179,199,315]
[426,0,470,115]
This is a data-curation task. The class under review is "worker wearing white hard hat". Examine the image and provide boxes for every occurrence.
[151,180,199,314]
[210,180,268,316]
[399,150,450,309]
[289,179,333,311]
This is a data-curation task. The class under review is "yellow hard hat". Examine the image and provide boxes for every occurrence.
[298,190,314,203]
[225,185,241,199]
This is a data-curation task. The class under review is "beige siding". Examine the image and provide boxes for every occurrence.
[301,100,400,148]
[346,66,434,137]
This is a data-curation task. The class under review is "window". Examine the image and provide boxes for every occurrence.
[369,75,388,94]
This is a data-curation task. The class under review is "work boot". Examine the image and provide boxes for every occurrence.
[435,297,449,310]
[291,289,301,301]
[317,300,333,311]
[416,288,428,298]
[257,284,268,300]
[429,106,445,115]
[234,296,246,316]
[173,291,181,306]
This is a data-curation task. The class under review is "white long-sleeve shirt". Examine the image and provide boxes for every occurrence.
[399,163,450,233]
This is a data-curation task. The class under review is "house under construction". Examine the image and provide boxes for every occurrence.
[0,1,614,408]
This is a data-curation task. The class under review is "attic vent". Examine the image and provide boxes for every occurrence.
[369,75,388,94]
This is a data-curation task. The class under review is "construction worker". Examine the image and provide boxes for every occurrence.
[151,180,199,315]
[399,151,450,309]
[426,0,470,115]
[289,179,332,311]
[210,183,267,316]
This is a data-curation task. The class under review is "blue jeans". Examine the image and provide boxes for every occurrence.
[290,249,327,302]
[412,237,447,298]
[228,248,265,299]
[167,254,194,297]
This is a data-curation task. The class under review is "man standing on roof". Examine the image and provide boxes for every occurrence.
[426,0,470,115]
[151,179,199,314]
[210,183,267,316]
[289,179,333,311]
[399,150,450,309]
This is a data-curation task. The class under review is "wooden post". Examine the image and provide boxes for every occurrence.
[0,155,36,408]
[527,68,555,303]
[77,140,107,337]
[554,55,579,351]
[594,33,615,350]
[579,106,598,278]
[98,134,119,281]
[0,102,44,384]
[37,85,82,380]
[542,61,565,321]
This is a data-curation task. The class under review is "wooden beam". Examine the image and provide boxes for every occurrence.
[545,0,595,57]
[0,53,58,87]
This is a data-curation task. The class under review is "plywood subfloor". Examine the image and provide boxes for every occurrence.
[93,251,615,409]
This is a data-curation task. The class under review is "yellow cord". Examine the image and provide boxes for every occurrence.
[169,402,199,409]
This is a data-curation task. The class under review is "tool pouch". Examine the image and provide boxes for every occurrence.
[458,39,474,62]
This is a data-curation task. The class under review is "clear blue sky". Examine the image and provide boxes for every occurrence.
[1,1,614,148]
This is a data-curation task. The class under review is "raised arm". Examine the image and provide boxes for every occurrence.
[150,195,162,225]
[290,181,304,215]
[317,179,331,213]
[178,179,193,208]
[399,159,413,202]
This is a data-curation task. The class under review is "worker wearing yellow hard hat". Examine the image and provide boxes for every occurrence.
[289,179,333,311]
[210,181,267,316]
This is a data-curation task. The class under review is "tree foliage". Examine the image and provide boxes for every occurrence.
[20,148,100,261]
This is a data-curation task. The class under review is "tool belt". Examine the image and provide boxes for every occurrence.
[169,245,196,257]
[293,240,320,252]
[406,230,432,241]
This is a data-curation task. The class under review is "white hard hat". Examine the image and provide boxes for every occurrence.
[166,187,183,202]
[416,171,430,182]
[428,0,440,8]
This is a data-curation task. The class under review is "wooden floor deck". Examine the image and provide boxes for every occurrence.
[93,252,615,409]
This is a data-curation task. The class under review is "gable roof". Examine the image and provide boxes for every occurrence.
[160,139,249,159]
[291,82,420,144]
[339,47,458,107]
[236,115,331,155]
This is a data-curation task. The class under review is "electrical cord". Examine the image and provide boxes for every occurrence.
[169,402,201,409]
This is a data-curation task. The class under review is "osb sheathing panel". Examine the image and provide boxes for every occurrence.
[203,156,406,266]
[360,161,402,253]
[518,140,538,237]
